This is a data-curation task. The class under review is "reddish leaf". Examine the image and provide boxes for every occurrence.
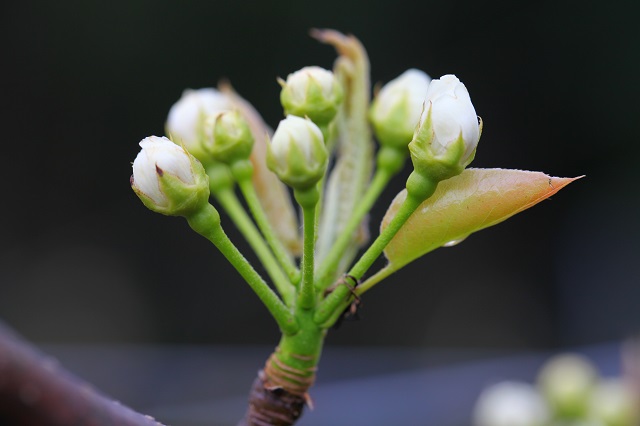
[381,168,581,272]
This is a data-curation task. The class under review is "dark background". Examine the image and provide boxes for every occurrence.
[1,0,638,352]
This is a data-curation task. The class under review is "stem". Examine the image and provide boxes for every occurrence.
[295,188,320,310]
[315,173,436,327]
[214,188,295,306]
[315,168,392,290]
[187,204,299,335]
[237,177,301,285]
[240,310,325,425]
[356,264,395,295]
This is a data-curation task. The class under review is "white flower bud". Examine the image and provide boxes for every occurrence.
[425,74,479,159]
[537,354,599,418]
[166,88,232,162]
[267,115,327,190]
[131,136,209,216]
[409,74,481,181]
[588,379,640,426]
[280,66,343,125]
[473,381,550,426]
[370,68,431,150]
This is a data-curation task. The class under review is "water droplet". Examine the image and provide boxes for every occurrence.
[443,236,468,247]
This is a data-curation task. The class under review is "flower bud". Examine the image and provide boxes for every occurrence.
[473,381,550,426]
[267,115,327,190]
[279,66,343,125]
[409,74,481,182]
[537,354,598,419]
[165,88,232,163]
[588,379,640,426]
[370,69,431,150]
[131,136,209,216]
[202,110,254,165]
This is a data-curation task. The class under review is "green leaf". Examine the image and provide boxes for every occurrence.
[381,168,581,273]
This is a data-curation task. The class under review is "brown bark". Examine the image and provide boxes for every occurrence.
[238,349,316,426]
[238,370,307,426]
[0,321,166,426]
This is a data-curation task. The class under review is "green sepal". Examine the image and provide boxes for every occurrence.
[135,154,210,217]
[266,134,327,190]
[408,106,466,184]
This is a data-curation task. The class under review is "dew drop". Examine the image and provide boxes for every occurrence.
[443,236,468,247]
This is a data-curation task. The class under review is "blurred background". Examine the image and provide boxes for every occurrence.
[0,0,639,424]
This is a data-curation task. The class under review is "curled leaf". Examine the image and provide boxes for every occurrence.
[313,29,374,274]
[381,168,581,273]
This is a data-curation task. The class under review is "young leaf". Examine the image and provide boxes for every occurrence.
[313,29,374,276]
[381,168,581,273]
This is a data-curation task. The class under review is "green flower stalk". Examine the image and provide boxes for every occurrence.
[130,136,297,334]
[317,74,483,326]
[267,115,328,309]
[202,108,300,284]
[315,68,431,290]
[206,162,295,306]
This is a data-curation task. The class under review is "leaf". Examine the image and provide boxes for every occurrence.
[381,168,582,273]
[313,29,375,275]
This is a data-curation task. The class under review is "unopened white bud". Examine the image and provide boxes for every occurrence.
[409,74,481,181]
[537,353,599,419]
[588,379,640,426]
[473,381,550,426]
[202,110,254,165]
[267,115,327,189]
[166,88,232,162]
[280,66,343,125]
[370,68,431,150]
[131,136,209,216]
